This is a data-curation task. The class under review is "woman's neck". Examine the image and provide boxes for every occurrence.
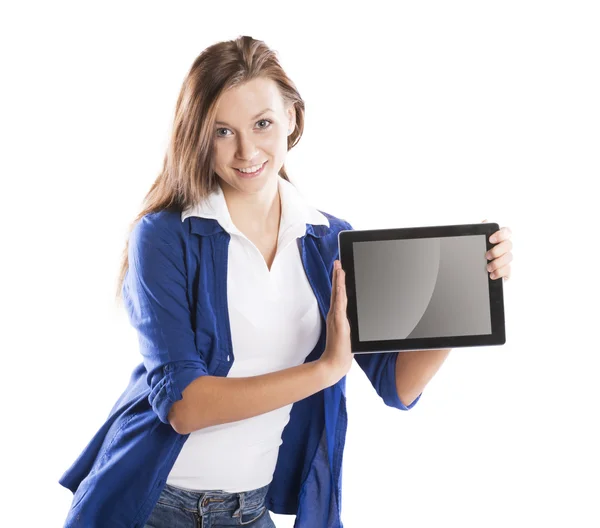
[220,178,282,237]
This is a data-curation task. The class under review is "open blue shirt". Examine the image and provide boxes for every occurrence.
[58,206,421,528]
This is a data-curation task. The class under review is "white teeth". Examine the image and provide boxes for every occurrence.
[236,162,264,173]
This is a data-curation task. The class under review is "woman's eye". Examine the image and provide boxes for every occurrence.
[216,119,272,138]
[257,119,272,129]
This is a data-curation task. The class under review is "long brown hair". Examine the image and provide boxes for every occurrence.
[114,36,306,305]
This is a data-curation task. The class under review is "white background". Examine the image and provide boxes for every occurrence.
[2,1,599,527]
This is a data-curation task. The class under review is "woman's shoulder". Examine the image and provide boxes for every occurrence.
[315,209,353,232]
[130,208,188,249]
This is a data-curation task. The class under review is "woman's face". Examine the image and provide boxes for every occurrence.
[212,77,295,197]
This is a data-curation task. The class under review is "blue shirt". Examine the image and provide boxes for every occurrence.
[58,207,421,528]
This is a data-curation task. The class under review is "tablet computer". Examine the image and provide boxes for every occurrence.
[338,222,506,354]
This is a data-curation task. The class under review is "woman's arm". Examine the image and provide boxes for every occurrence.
[395,349,452,406]
[171,360,334,435]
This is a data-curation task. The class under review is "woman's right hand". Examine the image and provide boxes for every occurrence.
[319,259,353,386]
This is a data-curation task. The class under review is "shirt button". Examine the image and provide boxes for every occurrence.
[227,355,230,361]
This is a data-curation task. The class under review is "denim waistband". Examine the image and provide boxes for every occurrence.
[156,482,271,515]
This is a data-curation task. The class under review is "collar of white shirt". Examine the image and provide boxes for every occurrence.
[181,176,330,242]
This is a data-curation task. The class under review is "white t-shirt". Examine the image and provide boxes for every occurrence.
[166,177,330,492]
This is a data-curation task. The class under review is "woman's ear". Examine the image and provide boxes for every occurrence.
[287,105,296,135]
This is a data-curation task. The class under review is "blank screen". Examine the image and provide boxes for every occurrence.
[352,235,492,342]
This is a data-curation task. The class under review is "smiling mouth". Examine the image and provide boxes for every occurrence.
[234,160,268,175]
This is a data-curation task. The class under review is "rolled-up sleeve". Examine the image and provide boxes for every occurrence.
[354,351,422,410]
[123,214,209,424]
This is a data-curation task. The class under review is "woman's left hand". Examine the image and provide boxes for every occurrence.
[482,219,512,281]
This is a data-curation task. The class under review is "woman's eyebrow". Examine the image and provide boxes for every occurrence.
[215,108,274,127]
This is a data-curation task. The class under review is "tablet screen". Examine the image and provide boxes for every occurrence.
[352,235,491,342]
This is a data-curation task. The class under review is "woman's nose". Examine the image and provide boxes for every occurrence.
[236,135,259,161]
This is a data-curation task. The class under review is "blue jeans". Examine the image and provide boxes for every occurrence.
[144,481,275,527]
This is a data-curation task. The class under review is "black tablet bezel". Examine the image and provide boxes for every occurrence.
[338,222,506,354]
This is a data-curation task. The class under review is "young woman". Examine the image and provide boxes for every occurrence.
[59,36,513,528]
